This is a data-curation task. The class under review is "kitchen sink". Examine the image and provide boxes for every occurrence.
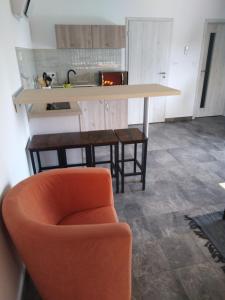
[46,102,71,110]
[75,84,98,87]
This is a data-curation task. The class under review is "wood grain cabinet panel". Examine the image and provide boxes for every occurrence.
[104,100,128,129]
[79,100,105,131]
[55,25,92,49]
[55,24,126,49]
[79,100,128,131]
[92,25,126,49]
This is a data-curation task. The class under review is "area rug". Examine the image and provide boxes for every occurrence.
[185,211,225,271]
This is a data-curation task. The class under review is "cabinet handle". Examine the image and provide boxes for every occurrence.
[121,72,124,85]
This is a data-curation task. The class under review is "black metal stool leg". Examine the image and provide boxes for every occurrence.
[85,146,92,167]
[121,143,125,193]
[110,144,113,176]
[141,143,145,183]
[115,143,119,193]
[57,149,62,167]
[30,151,37,174]
[142,140,148,191]
[37,151,42,172]
[58,148,67,168]
[92,146,96,167]
[134,143,137,173]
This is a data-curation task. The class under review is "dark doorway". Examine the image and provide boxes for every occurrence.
[200,32,216,108]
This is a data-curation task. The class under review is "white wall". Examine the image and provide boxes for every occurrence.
[28,0,225,119]
[0,1,32,299]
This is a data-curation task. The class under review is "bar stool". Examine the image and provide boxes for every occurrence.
[59,132,92,168]
[27,132,92,174]
[88,130,119,193]
[114,128,148,193]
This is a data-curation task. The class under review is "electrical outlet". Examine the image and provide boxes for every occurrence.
[46,72,57,84]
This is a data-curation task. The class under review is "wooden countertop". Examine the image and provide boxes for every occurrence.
[28,102,82,119]
[15,84,181,105]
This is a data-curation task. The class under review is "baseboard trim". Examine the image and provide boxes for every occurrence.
[128,117,194,126]
[165,116,193,123]
[17,266,25,300]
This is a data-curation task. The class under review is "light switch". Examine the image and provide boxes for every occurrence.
[184,45,190,56]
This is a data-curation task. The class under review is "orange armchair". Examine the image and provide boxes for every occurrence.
[3,168,132,300]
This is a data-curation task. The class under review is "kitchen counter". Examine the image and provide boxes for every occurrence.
[15,84,180,105]
[28,102,82,119]
[17,83,181,138]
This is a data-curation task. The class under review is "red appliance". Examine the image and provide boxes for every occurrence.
[99,71,128,86]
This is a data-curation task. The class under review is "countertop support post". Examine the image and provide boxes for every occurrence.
[143,97,150,138]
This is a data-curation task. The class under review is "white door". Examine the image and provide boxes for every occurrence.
[127,19,172,124]
[196,23,225,117]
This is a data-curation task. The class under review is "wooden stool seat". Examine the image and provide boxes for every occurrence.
[28,132,90,151]
[59,132,90,148]
[114,128,147,144]
[28,133,63,151]
[28,132,91,174]
[114,128,148,193]
[88,130,119,145]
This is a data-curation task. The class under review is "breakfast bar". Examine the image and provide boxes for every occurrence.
[15,84,181,138]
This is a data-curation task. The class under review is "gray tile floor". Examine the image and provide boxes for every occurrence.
[114,116,225,300]
[24,117,225,300]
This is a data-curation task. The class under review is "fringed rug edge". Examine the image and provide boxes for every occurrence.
[184,215,225,273]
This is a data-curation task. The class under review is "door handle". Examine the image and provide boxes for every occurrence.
[159,72,166,79]
[105,103,109,111]
[121,73,124,85]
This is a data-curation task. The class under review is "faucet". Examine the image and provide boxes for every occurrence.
[66,69,77,84]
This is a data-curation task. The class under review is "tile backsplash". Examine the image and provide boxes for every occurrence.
[16,47,125,88]
[16,47,37,89]
[33,48,125,85]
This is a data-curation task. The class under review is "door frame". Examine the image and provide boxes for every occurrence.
[125,17,173,124]
[193,19,225,118]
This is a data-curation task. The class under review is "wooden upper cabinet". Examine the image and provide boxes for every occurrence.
[55,24,126,49]
[55,25,92,49]
[92,25,126,49]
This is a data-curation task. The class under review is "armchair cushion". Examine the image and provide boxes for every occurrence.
[58,206,118,225]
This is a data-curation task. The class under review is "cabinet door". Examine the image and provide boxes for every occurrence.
[104,100,128,130]
[55,25,92,48]
[92,25,126,48]
[79,100,105,131]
